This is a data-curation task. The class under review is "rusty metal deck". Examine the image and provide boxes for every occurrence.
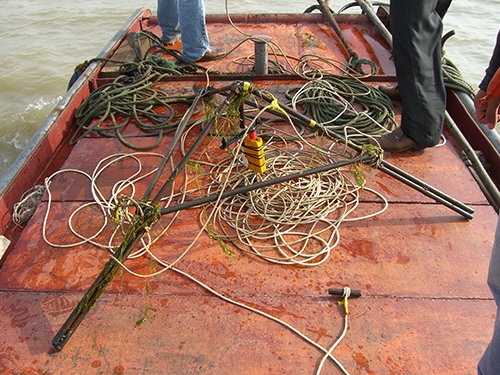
[0,10,498,375]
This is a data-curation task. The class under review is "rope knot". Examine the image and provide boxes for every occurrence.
[267,93,287,116]
[338,286,351,315]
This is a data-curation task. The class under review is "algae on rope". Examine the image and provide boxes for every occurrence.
[351,144,381,187]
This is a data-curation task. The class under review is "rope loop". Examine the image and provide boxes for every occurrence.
[338,286,351,315]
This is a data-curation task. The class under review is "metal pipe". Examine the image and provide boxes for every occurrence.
[143,88,205,200]
[444,112,500,212]
[454,90,500,155]
[245,86,474,219]
[377,164,474,219]
[354,0,393,48]
[52,83,242,351]
[252,35,271,75]
[316,0,359,62]
[160,154,374,216]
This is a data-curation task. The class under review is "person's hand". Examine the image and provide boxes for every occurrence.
[474,89,500,130]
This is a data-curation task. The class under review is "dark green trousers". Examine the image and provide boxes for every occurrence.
[390,0,451,147]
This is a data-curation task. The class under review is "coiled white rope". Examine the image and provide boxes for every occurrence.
[12,185,47,226]
[202,145,387,266]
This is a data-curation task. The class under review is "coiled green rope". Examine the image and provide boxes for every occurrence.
[70,65,200,149]
[287,76,397,136]
[442,56,476,98]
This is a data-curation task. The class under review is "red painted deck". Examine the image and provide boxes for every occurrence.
[0,9,498,375]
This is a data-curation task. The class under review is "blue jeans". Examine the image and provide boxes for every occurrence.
[157,0,209,63]
[478,216,500,374]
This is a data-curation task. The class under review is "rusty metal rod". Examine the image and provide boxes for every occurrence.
[52,83,242,351]
[246,87,474,219]
[354,0,393,48]
[444,112,500,212]
[316,0,359,62]
[160,154,374,216]
[143,88,205,200]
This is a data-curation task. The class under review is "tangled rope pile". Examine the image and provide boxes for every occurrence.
[70,66,196,150]
[201,144,386,266]
[12,185,47,226]
[11,74,389,374]
[288,77,397,136]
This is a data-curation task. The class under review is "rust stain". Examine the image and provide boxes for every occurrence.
[396,252,411,265]
[9,305,30,329]
[0,346,19,374]
[208,259,236,279]
[305,327,333,342]
[353,351,376,374]
[375,180,395,196]
[343,239,377,262]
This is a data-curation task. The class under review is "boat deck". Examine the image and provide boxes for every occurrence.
[0,9,498,375]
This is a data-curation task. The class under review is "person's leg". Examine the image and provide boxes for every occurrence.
[178,0,210,62]
[390,0,446,147]
[435,0,452,19]
[478,217,500,375]
[157,0,181,44]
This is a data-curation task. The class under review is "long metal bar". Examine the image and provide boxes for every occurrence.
[378,161,474,215]
[248,88,474,219]
[151,86,239,204]
[377,164,474,219]
[444,112,500,212]
[143,88,204,200]
[52,83,241,351]
[354,0,393,48]
[160,154,373,216]
[316,0,359,61]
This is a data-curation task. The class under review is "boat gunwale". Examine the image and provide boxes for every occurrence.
[204,12,379,25]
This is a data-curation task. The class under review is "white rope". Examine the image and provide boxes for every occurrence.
[202,145,387,266]
[316,286,351,375]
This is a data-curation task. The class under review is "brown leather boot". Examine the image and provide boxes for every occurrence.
[379,85,402,100]
[196,47,227,62]
[375,127,424,152]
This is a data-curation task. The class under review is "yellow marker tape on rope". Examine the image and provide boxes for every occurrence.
[338,297,348,315]
[267,93,288,117]
[338,286,351,315]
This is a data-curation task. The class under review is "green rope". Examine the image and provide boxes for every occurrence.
[70,66,200,149]
[348,56,379,76]
[69,28,195,149]
[287,76,397,136]
[442,56,476,98]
